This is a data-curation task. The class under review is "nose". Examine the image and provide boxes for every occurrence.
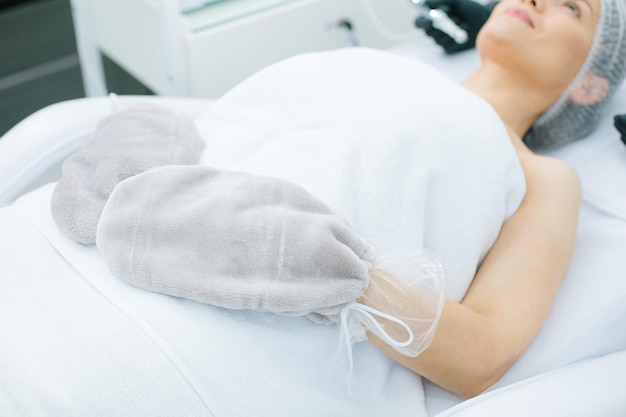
[523,0,543,11]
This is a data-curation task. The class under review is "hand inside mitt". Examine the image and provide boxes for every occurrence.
[96,165,376,323]
[51,104,203,244]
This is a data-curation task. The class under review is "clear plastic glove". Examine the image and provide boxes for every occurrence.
[339,251,446,359]
[415,0,494,54]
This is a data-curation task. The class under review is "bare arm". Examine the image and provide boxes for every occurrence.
[362,154,582,399]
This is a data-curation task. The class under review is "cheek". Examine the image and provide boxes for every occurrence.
[543,30,593,82]
[563,33,594,67]
[554,17,596,64]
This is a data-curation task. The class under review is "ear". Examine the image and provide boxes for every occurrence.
[569,72,609,105]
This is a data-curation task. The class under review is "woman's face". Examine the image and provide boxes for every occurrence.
[476,0,601,95]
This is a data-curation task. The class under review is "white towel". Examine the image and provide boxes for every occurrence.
[195,47,526,302]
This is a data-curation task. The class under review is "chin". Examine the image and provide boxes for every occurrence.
[478,12,534,47]
[475,27,527,67]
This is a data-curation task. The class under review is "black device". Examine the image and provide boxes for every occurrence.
[615,114,626,146]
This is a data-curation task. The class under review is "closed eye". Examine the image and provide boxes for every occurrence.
[564,1,581,16]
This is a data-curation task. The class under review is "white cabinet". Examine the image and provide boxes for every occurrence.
[73,0,420,98]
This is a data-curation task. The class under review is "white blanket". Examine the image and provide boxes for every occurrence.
[0,48,525,416]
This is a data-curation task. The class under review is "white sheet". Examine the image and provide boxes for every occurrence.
[437,351,626,416]
[2,185,424,417]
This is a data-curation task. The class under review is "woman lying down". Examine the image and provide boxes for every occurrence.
[10,0,625,415]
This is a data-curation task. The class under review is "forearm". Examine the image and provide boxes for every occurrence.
[361,156,582,398]
[365,298,504,399]
[361,257,533,399]
[358,265,513,399]
[362,248,565,399]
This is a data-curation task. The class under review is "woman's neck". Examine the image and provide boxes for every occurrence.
[461,62,550,143]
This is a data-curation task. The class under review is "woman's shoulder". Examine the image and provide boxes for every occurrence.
[518,152,582,205]
[520,152,579,181]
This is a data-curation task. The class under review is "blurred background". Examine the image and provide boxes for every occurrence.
[0,0,420,136]
[0,0,153,136]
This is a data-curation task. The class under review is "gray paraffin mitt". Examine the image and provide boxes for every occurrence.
[96,165,376,324]
[51,104,204,244]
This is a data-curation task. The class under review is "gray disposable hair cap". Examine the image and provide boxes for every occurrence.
[524,0,626,149]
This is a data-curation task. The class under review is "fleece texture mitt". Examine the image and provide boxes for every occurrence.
[96,165,376,324]
[51,103,203,244]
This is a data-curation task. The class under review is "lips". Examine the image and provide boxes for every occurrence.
[504,7,535,28]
